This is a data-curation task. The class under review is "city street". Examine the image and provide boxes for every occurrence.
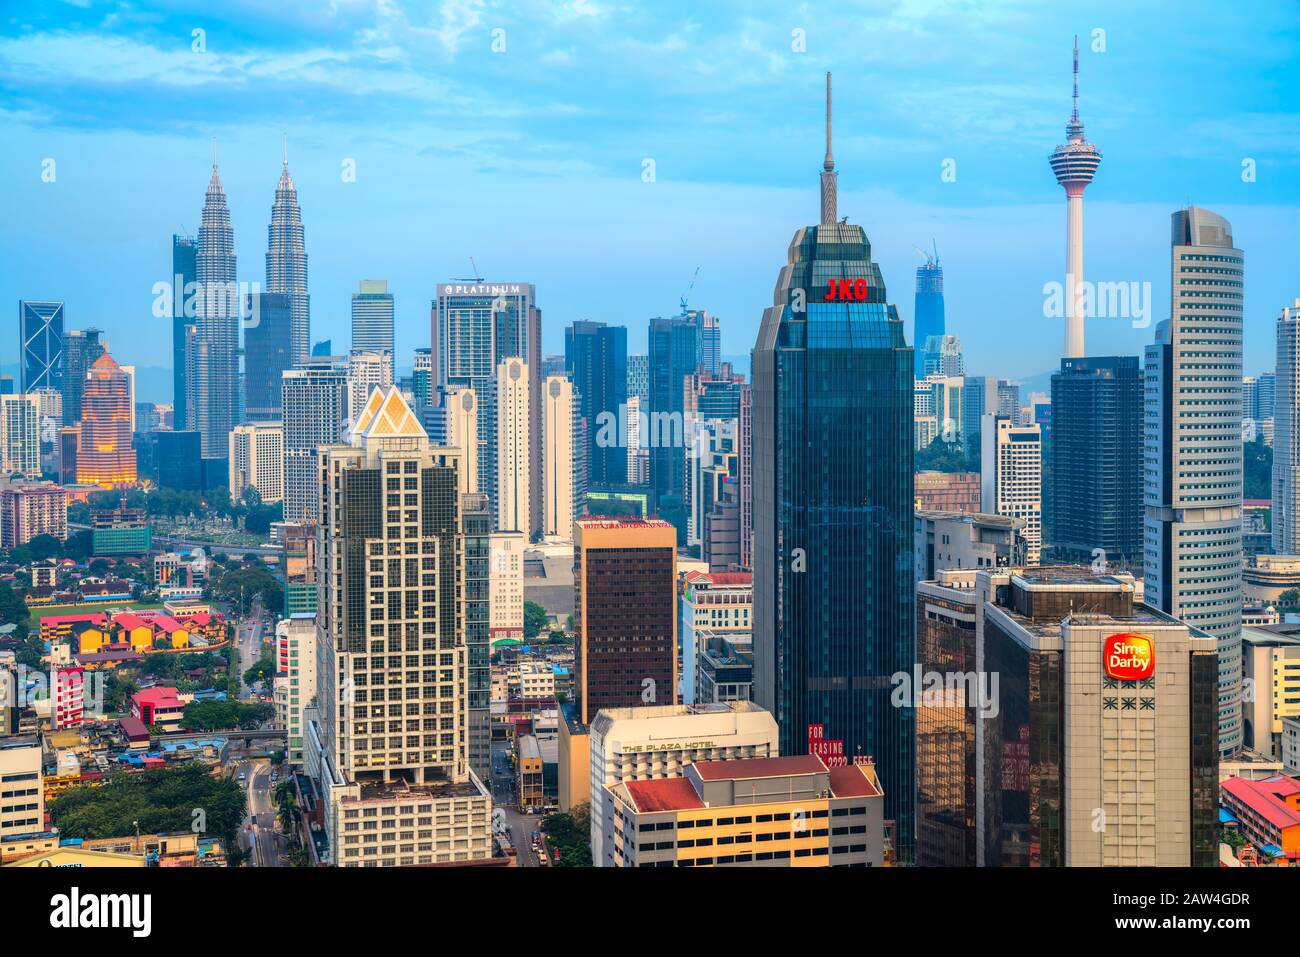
[234,758,286,868]
[491,740,546,867]
[237,601,267,700]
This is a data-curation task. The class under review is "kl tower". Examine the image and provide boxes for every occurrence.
[1049,36,1102,358]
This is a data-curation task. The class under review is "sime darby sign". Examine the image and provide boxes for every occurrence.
[1103,633,1155,681]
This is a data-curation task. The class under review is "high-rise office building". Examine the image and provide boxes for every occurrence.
[565,321,627,487]
[685,308,721,376]
[76,354,136,487]
[19,300,63,395]
[191,155,240,466]
[462,493,492,781]
[412,348,433,408]
[0,395,41,479]
[280,521,317,617]
[920,333,964,378]
[626,353,649,404]
[229,421,283,504]
[351,280,394,356]
[265,147,310,368]
[647,314,699,521]
[913,253,944,378]
[244,291,292,421]
[1049,356,1142,564]
[495,358,531,534]
[307,386,493,867]
[154,430,202,491]
[974,567,1218,867]
[542,374,582,539]
[282,359,349,522]
[981,414,1042,563]
[1255,372,1277,420]
[1049,36,1102,359]
[346,350,394,425]
[573,518,678,725]
[171,235,198,428]
[433,282,542,535]
[752,74,915,857]
[959,375,998,461]
[1273,301,1300,554]
[61,327,107,423]
[1144,206,1244,756]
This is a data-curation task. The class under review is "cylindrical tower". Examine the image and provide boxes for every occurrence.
[1048,36,1102,359]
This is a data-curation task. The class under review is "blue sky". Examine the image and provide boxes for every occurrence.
[2,0,1297,400]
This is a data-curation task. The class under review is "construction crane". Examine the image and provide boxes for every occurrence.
[679,266,700,314]
[451,256,485,283]
[912,240,940,267]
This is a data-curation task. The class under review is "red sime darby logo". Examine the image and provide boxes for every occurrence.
[1104,633,1155,681]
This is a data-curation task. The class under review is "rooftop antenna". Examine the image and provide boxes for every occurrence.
[819,72,837,225]
[680,266,700,314]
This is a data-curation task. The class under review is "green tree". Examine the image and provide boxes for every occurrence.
[523,601,550,640]
[541,804,593,867]
[916,436,967,473]
[1244,437,1273,500]
[0,583,31,641]
[48,764,246,853]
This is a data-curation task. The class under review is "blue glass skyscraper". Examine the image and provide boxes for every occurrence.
[565,320,627,486]
[913,250,944,378]
[171,235,197,428]
[753,74,915,857]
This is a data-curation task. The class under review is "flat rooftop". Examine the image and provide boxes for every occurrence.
[351,777,485,803]
[693,754,826,781]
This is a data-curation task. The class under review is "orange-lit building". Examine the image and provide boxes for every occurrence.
[603,754,887,867]
[1220,774,1300,863]
[76,353,137,487]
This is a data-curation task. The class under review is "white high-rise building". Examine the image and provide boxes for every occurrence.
[351,279,394,356]
[275,614,316,767]
[444,386,479,497]
[347,350,394,425]
[981,413,1042,563]
[0,395,41,478]
[1144,206,1244,756]
[542,374,581,539]
[496,357,531,534]
[229,421,284,504]
[281,360,349,522]
[1273,300,1300,554]
[625,394,648,484]
[489,531,525,645]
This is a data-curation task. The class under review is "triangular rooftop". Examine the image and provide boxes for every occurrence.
[352,385,426,442]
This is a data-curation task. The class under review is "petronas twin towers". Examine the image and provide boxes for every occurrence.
[187,143,309,463]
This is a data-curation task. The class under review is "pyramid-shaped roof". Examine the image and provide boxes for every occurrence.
[353,385,426,442]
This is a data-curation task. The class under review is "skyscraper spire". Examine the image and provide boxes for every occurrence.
[819,71,837,225]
